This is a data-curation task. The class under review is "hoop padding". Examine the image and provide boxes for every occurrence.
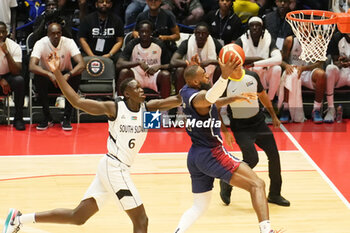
[286,10,337,63]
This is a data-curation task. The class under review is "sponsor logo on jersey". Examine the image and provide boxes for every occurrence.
[246,81,254,87]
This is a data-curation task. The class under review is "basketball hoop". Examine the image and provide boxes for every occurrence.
[286,10,350,63]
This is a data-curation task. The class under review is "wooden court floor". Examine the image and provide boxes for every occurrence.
[1,151,350,233]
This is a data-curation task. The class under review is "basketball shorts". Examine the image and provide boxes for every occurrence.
[131,67,159,92]
[336,67,350,88]
[82,155,142,211]
[300,69,318,90]
[187,145,241,193]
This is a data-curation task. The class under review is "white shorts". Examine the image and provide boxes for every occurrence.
[82,155,143,210]
[336,67,350,88]
[131,67,159,92]
[300,69,315,90]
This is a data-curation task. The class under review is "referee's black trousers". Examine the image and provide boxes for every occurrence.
[231,113,282,196]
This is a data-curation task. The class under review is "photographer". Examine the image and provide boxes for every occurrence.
[161,0,204,25]
[31,0,73,43]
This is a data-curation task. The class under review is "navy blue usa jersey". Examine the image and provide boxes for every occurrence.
[180,85,223,147]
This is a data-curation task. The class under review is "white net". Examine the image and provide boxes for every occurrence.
[286,11,337,63]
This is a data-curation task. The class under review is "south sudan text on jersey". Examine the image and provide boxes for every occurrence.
[119,124,147,133]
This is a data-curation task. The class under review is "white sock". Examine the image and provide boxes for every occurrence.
[326,94,334,108]
[19,213,36,224]
[313,101,322,111]
[259,220,272,233]
[174,191,212,233]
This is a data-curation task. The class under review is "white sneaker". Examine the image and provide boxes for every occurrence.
[2,208,21,233]
[8,96,14,107]
[323,107,335,123]
[23,96,29,108]
[55,96,65,109]
[220,108,230,126]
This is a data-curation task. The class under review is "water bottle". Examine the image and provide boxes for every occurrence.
[336,105,343,123]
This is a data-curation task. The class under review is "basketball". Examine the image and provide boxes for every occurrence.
[219,43,245,65]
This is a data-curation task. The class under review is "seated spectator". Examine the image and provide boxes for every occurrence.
[233,0,260,26]
[278,35,326,123]
[116,20,171,100]
[203,0,244,46]
[31,0,73,42]
[133,0,180,54]
[0,0,17,40]
[263,0,293,50]
[325,32,350,123]
[236,17,281,105]
[29,22,84,131]
[161,0,204,25]
[78,0,124,63]
[0,22,25,130]
[125,0,148,28]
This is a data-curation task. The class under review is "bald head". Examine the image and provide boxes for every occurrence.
[47,23,62,47]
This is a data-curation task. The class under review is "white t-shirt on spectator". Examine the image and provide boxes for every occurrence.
[0,38,22,75]
[31,36,80,72]
[0,0,18,30]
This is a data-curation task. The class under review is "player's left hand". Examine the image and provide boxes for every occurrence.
[272,116,281,128]
[47,51,60,73]
[222,131,235,149]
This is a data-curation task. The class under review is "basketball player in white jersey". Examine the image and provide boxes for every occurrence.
[279,34,326,123]
[325,31,350,123]
[2,51,182,233]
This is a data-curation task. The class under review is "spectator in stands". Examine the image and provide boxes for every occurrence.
[0,22,25,130]
[203,0,244,46]
[278,34,326,123]
[0,0,18,40]
[29,22,84,131]
[161,0,204,25]
[133,0,180,54]
[125,0,148,28]
[200,0,218,14]
[117,20,171,100]
[237,16,281,103]
[78,0,124,63]
[325,32,350,123]
[31,0,73,43]
[263,0,293,50]
[233,0,260,26]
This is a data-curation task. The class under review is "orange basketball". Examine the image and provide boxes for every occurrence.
[219,43,245,65]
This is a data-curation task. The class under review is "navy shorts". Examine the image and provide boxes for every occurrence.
[187,145,241,193]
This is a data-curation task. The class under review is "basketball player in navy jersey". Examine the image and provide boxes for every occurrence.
[174,56,279,233]
[2,51,183,233]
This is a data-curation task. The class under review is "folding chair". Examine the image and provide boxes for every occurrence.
[77,56,116,123]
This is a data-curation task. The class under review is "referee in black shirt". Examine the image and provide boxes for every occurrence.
[219,68,290,207]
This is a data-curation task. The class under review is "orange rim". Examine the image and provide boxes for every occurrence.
[286,10,337,25]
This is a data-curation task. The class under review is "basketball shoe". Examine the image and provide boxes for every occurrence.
[2,208,21,233]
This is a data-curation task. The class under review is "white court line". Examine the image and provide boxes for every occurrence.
[0,150,300,158]
[280,124,350,209]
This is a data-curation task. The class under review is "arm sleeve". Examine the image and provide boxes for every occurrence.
[176,40,188,57]
[67,38,81,57]
[30,41,42,59]
[253,49,282,67]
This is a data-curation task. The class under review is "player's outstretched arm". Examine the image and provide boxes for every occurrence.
[215,92,257,108]
[47,52,116,119]
[146,94,182,111]
[258,90,280,128]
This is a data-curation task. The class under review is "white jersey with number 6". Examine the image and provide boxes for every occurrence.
[107,100,148,166]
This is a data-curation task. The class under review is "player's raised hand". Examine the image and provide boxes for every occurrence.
[218,54,241,80]
[47,51,60,73]
[186,54,200,66]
